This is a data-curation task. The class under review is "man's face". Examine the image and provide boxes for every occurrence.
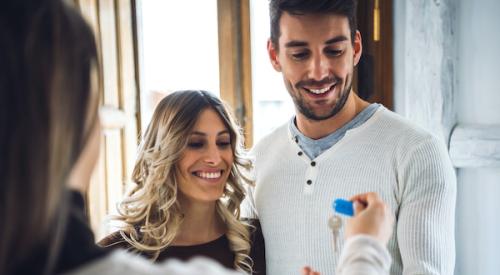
[268,12,362,121]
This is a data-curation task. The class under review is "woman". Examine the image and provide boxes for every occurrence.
[99,90,265,274]
[0,0,392,274]
[0,0,102,273]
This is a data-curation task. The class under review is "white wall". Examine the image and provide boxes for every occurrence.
[394,0,500,274]
[455,0,500,274]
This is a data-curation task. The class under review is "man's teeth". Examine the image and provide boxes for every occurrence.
[308,86,332,94]
[196,171,222,179]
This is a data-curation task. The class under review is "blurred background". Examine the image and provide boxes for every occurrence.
[70,0,500,274]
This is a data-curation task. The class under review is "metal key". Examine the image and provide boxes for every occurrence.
[328,214,342,259]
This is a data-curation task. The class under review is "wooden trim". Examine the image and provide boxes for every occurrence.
[98,0,120,107]
[96,1,124,229]
[74,0,141,239]
[130,0,143,134]
[449,124,500,168]
[375,0,393,109]
[217,0,253,147]
[240,0,253,147]
[115,0,140,192]
[217,0,237,108]
[355,0,393,110]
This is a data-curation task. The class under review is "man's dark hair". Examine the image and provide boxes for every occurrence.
[269,0,358,49]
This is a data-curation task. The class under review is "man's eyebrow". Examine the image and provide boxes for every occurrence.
[325,36,349,45]
[284,36,349,48]
[284,40,308,48]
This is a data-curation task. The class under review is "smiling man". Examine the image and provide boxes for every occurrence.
[242,0,457,274]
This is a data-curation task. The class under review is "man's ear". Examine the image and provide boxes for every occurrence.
[267,39,282,72]
[353,30,363,67]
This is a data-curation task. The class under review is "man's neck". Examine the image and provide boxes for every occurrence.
[296,92,370,140]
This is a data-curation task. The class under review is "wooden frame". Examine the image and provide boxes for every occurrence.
[355,0,393,110]
[74,0,141,239]
[217,0,254,147]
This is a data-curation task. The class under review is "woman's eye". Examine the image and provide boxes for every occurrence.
[217,141,231,148]
[187,142,204,149]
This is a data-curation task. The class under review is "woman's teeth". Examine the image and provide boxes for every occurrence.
[195,171,222,179]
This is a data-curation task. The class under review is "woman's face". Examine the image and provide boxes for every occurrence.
[177,108,234,203]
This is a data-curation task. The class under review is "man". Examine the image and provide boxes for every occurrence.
[242,0,456,274]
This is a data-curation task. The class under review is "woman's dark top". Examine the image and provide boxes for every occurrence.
[12,190,110,275]
[99,219,266,274]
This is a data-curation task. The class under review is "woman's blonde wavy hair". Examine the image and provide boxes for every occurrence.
[115,90,254,272]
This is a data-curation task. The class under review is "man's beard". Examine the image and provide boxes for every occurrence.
[287,75,352,121]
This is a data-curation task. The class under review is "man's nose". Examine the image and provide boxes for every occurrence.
[308,54,329,81]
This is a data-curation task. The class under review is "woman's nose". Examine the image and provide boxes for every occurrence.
[203,144,222,165]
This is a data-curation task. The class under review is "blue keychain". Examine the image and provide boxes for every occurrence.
[332,198,354,217]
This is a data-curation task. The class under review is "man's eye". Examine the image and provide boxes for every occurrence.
[187,142,204,149]
[291,52,310,60]
[325,49,342,56]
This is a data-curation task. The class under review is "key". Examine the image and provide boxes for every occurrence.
[327,198,353,260]
[328,214,342,258]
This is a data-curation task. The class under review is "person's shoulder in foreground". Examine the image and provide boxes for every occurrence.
[64,251,242,275]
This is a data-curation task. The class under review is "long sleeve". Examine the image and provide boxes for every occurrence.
[336,235,392,275]
[396,136,457,274]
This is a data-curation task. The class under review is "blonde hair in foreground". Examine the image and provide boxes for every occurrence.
[115,90,254,272]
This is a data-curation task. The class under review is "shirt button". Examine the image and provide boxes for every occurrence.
[306,180,312,185]
[311,161,316,167]
[298,151,303,156]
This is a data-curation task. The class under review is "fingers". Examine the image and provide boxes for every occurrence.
[349,192,390,219]
[349,191,379,203]
[349,192,383,209]
[353,200,365,214]
[301,266,320,275]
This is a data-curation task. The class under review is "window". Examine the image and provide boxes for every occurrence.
[250,0,295,144]
[137,0,220,129]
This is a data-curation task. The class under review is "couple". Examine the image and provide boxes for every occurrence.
[101,0,456,274]
[98,90,393,275]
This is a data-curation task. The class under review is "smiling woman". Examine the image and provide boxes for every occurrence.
[177,108,234,203]
[98,90,265,274]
